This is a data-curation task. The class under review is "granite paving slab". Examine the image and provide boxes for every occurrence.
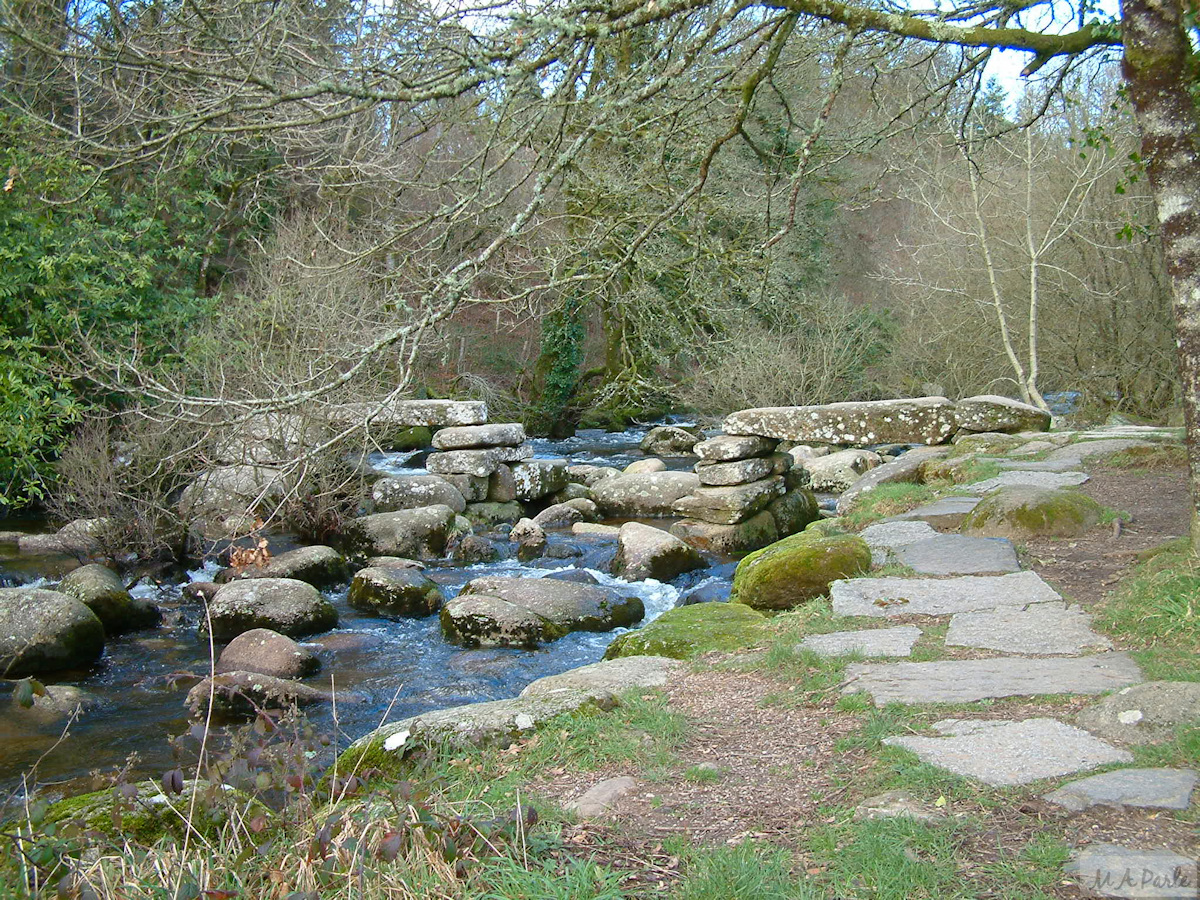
[831,570,1061,618]
[967,471,1089,492]
[883,718,1134,786]
[997,458,1088,472]
[797,626,922,659]
[895,534,1020,575]
[1044,768,1197,813]
[860,521,939,566]
[884,496,981,530]
[843,653,1142,705]
[945,601,1113,655]
[1066,844,1197,899]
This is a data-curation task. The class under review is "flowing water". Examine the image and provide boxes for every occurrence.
[0,426,735,793]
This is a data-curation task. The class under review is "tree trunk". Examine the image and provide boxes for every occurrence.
[1120,0,1200,550]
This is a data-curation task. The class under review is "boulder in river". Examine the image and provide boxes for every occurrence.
[672,477,785,525]
[187,671,336,720]
[372,475,467,514]
[350,505,457,559]
[640,425,701,456]
[801,449,882,492]
[612,523,706,582]
[670,512,780,556]
[216,545,349,589]
[348,567,443,617]
[592,472,700,518]
[442,576,644,648]
[216,628,320,679]
[512,459,569,500]
[0,587,105,676]
[205,578,338,641]
[57,563,160,634]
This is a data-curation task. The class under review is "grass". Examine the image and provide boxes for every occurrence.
[671,841,821,900]
[1094,537,1200,680]
[840,484,942,530]
[1104,443,1189,471]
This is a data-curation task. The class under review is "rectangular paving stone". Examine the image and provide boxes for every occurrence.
[885,496,980,529]
[883,718,1133,786]
[797,626,922,658]
[1067,844,1197,899]
[1045,768,1198,813]
[967,470,1089,492]
[946,601,1113,655]
[831,570,1061,618]
[997,459,1088,472]
[843,652,1142,705]
[895,534,1020,575]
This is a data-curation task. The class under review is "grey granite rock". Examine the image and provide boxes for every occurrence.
[967,471,1089,492]
[859,521,939,567]
[884,496,981,530]
[1044,768,1197,813]
[798,626,921,658]
[1066,844,1197,899]
[894,534,1020,575]
[946,601,1112,655]
[1077,682,1200,745]
[831,571,1061,618]
[883,718,1133,786]
[843,653,1142,705]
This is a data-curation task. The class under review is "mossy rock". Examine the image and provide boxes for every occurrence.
[804,517,847,537]
[463,501,525,529]
[603,603,768,660]
[730,532,871,611]
[960,486,1103,539]
[385,426,434,451]
[44,780,268,843]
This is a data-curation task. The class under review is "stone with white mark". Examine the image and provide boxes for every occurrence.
[1066,844,1197,899]
[883,718,1133,786]
[723,398,958,446]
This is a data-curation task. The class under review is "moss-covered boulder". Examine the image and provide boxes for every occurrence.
[603,603,769,660]
[960,486,1104,539]
[44,780,267,842]
[58,564,160,634]
[768,488,820,536]
[204,578,338,641]
[348,567,443,617]
[730,532,870,611]
[216,545,350,589]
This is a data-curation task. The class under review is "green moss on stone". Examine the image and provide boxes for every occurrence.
[961,487,1104,539]
[730,532,871,611]
[603,603,768,660]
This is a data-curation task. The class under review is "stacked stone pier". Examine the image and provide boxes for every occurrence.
[668,435,818,555]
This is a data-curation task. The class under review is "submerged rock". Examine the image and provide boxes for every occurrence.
[186,670,336,720]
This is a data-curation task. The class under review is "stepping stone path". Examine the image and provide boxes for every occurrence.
[945,601,1113,655]
[798,625,921,658]
[831,570,1061,617]
[885,496,980,529]
[1044,768,1198,813]
[967,470,1089,492]
[807,463,1193,890]
[883,719,1133,786]
[1066,845,1197,899]
[893,534,1020,575]
[844,653,1142,705]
